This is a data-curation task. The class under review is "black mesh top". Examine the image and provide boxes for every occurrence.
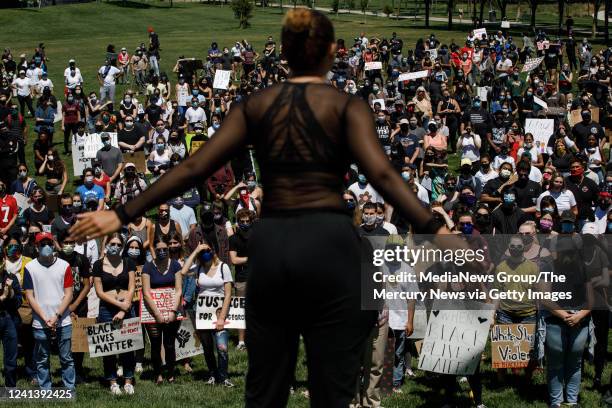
[120,82,432,229]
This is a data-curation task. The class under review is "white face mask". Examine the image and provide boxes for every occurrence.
[362,214,376,226]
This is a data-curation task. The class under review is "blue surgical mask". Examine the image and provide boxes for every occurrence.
[156,143,165,151]
[213,123,221,130]
[561,222,575,234]
[200,250,213,262]
[401,171,410,181]
[358,175,367,184]
[607,221,612,232]
[473,101,481,108]
[503,194,516,206]
[106,245,121,256]
[127,248,140,258]
[238,222,251,231]
[461,223,474,235]
[40,245,53,258]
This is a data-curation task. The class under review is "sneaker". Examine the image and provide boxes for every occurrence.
[135,363,143,374]
[206,376,216,385]
[123,383,135,395]
[110,382,122,395]
[117,366,124,377]
[405,368,415,377]
[222,379,235,388]
[237,342,247,351]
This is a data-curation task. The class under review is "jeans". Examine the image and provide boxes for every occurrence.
[545,319,589,405]
[592,310,609,380]
[149,56,160,76]
[392,329,415,388]
[0,312,18,387]
[496,310,537,324]
[199,329,229,382]
[32,325,75,389]
[146,321,180,377]
[98,304,135,381]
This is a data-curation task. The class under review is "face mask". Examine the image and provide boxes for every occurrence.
[73,201,82,208]
[106,245,121,256]
[461,223,474,235]
[238,222,251,231]
[60,206,73,217]
[560,222,574,234]
[213,123,221,130]
[7,244,20,257]
[608,221,612,232]
[102,140,111,148]
[48,155,54,162]
[39,244,53,258]
[401,171,410,181]
[503,193,516,206]
[159,211,169,221]
[124,97,132,104]
[475,213,490,226]
[156,248,168,260]
[85,176,94,184]
[247,180,257,189]
[460,194,477,206]
[67,97,74,103]
[500,169,512,179]
[362,214,376,226]
[377,117,386,124]
[509,246,524,258]
[539,219,553,231]
[358,175,367,184]
[125,121,134,129]
[473,102,481,108]
[156,143,165,151]
[128,248,140,258]
[62,244,74,256]
[200,250,213,263]
[521,235,534,246]
[375,214,384,225]
[94,167,102,176]
[524,143,532,149]
[174,198,184,208]
[570,167,584,177]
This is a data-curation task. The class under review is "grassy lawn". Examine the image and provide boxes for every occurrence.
[1,2,611,407]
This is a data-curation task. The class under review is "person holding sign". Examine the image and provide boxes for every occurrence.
[181,241,233,387]
[92,233,136,395]
[142,238,183,384]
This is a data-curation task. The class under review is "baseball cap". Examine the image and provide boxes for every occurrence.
[560,210,575,223]
[69,58,75,63]
[121,47,127,51]
[19,70,25,74]
[35,232,54,244]
[460,158,472,167]
[399,118,409,125]
[124,162,136,169]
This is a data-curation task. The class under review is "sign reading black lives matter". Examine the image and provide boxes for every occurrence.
[87,317,144,358]
[196,295,246,330]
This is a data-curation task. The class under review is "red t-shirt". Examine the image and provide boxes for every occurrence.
[0,195,18,229]
[93,173,111,192]
[62,102,80,125]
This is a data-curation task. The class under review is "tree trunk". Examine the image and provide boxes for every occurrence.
[558,0,564,36]
[606,0,610,45]
[472,0,477,26]
[593,0,602,38]
[479,0,485,25]
[425,0,430,27]
[530,0,536,29]
[448,0,454,29]
[500,0,507,20]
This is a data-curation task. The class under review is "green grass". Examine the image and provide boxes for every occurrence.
[1,2,612,407]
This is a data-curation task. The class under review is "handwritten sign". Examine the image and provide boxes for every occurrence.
[521,57,544,73]
[398,70,429,82]
[175,318,203,361]
[71,317,96,353]
[372,98,386,111]
[490,324,535,368]
[87,317,144,358]
[196,295,246,330]
[473,28,487,39]
[477,87,488,101]
[364,61,383,71]
[418,301,495,375]
[83,132,119,159]
[428,49,438,60]
[132,266,143,302]
[140,287,185,324]
[525,118,554,147]
[72,136,91,177]
[213,69,231,90]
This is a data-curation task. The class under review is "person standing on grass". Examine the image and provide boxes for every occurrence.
[229,208,253,351]
[142,238,183,384]
[0,246,22,388]
[181,241,234,387]
[23,232,75,390]
[92,233,136,395]
[97,59,122,110]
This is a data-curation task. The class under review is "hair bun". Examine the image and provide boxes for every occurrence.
[283,8,313,32]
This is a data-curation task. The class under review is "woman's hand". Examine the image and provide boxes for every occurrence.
[215,319,226,331]
[113,310,125,323]
[154,312,166,324]
[196,243,209,253]
[564,312,583,327]
[68,210,122,241]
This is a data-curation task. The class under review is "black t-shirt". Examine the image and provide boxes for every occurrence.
[360,225,390,236]
[375,123,392,147]
[565,176,599,220]
[572,121,605,150]
[145,104,163,125]
[513,180,542,212]
[118,126,145,148]
[229,230,250,282]
[92,257,136,299]
[23,206,54,226]
[58,251,91,308]
[483,178,505,197]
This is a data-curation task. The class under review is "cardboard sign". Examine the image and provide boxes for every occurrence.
[83,132,119,159]
[132,266,143,302]
[372,98,386,111]
[140,287,185,324]
[87,317,144,358]
[175,318,203,361]
[570,107,599,126]
[72,136,91,177]
[525,118,555,147]
[190,140,205,153]
[418,301,495,375]
[521,57,545,73]
[398,70,429,82]
[473,28,487,39]
[213,69,231,90]
[196,295,246,330]
[124,151,146,174]
[490,324,536,368]
[477,87,488,101]
[71,317,96,353]
[364,61,383,71]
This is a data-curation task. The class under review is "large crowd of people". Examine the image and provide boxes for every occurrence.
[0,15,611,408]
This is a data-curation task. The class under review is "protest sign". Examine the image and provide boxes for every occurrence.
[71,317,96,353]
[490,324,536,368]
[521,57,545,73]
[372,99,386,111]
[190,140,205,153]
[83,132,119,159]
[213,69,232,90]
[525,118,554,147]
[570,107,599,126]
[71,136,91,177]
[398,70,429,82]
[87,317,144,358]
[364,61,382,71]
[408,308,429,339]
[175,319,204,361]
[13,193,29,213]
[196,295,246,330]
[477,87,488,101]
[87,287,99,318]
[533,96,548,109]
[418,301,495,375]
[140,287,185,324]
[132,266,143,302]
[473,28,487,39]
[427,48,438,60]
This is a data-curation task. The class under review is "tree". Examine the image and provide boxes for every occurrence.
[447,0,454,29]
[424,0,430,27]
[360,0,368,23]
[230,0,254,28]
[347,0,355,14]
[382,3,393,18]
[557,0,564,36]
[494,0,508,20]
[331,0,340,14]
[527,0,537,29]
[593,0,603,37]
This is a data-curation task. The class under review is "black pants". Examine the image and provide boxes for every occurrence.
[567,53,578,71]
[63,123,79,153]
[0,154,18,188]
[17,95,35,117]
[245,211,376,408]
[592,309,609,380]
[146,321,180,378]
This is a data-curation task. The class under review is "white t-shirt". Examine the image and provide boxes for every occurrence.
[348,182,384,204]
[185,107,206,125]
[476,169,498,186]
[528,166,542,184]
[12,77,32,97]
[492,154,515,171]
[65,72,83,89]
[195,262,233,296]
[382,221,398,235]
[64,67,82,80]
[536,190,577,214]
[170,205,197,239]
[176,83,190,107]
[26,67,43,84]
[37,78,54,93]
[98,65,121,86]
[208,126,217,137]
